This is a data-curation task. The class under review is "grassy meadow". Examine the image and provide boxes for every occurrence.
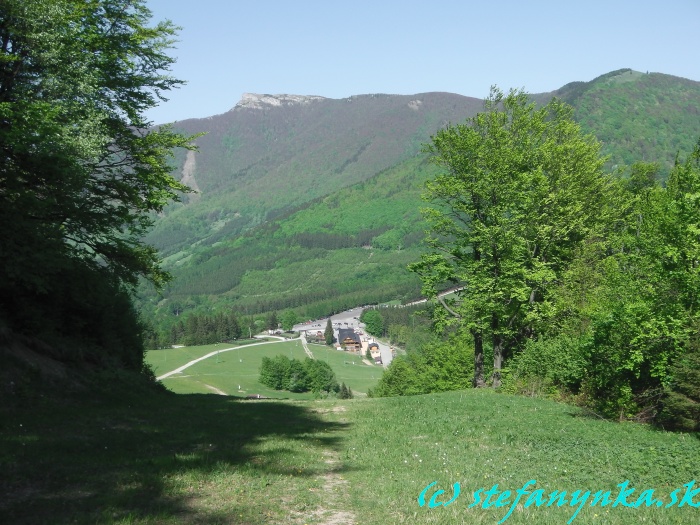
[3,381,699,524]
[145,339,382,398]
[341,391,700,524]
[306,342,384,394]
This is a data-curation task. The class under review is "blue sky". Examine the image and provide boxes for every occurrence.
[144,0,700,124]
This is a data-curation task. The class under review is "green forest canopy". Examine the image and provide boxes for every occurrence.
[0,0,194,370]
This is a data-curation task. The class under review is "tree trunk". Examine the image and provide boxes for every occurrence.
[492,313,503,388]
[492,342,503,388]
[472,329,486,387]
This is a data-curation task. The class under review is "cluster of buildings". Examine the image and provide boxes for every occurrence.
[305,326,383,364]
[337,328,382,364]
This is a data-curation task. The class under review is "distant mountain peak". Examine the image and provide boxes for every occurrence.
[233,92,326,111]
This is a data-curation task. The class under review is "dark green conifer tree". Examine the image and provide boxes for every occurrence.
[324,318,334,346]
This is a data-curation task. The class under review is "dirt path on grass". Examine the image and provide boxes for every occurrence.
[300,333,315,360]
[202,383,227,396]
[295,405,356,525]
[312,449,355,525]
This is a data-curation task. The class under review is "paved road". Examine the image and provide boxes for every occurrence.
[294,307,364,332]
[377,339,393,366]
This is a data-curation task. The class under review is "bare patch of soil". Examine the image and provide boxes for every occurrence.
[311,406,347,414]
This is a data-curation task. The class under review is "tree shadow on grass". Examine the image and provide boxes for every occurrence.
[0,385,353,524]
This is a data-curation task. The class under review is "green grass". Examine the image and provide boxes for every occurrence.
[1,379,350,524]
[3,378,699,524]
[340,390,700,524]
[147,340,381,398]
[154,340,312,399]
[307,342,382,394]
[146,342,243,377]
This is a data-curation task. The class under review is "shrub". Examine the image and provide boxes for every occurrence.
[370,334,473,397]
[503,335,587,397]
[258,355,339,394]
[657,339,700,431]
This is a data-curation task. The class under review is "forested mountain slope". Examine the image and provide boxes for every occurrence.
[554,69,700,169]
[146,91,483,256]
[141,156,436,327]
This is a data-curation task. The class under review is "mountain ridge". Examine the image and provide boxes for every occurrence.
[147,90,485,255]
[233,92,328,111]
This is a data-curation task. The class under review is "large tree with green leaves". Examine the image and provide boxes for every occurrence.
[280,310,298,332]
[410,88,614,387]
[0,0,194,364]
[361,309,384,337]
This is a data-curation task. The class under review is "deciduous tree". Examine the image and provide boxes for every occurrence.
[280,310,298,332]
[0,0,196,355]
[411,88,613,387]
[585,147,700,419]
[361,309,384,337]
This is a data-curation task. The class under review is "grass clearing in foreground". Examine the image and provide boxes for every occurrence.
[1,378,351,524]
[341,389,700,524]
[3,377,698,524]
